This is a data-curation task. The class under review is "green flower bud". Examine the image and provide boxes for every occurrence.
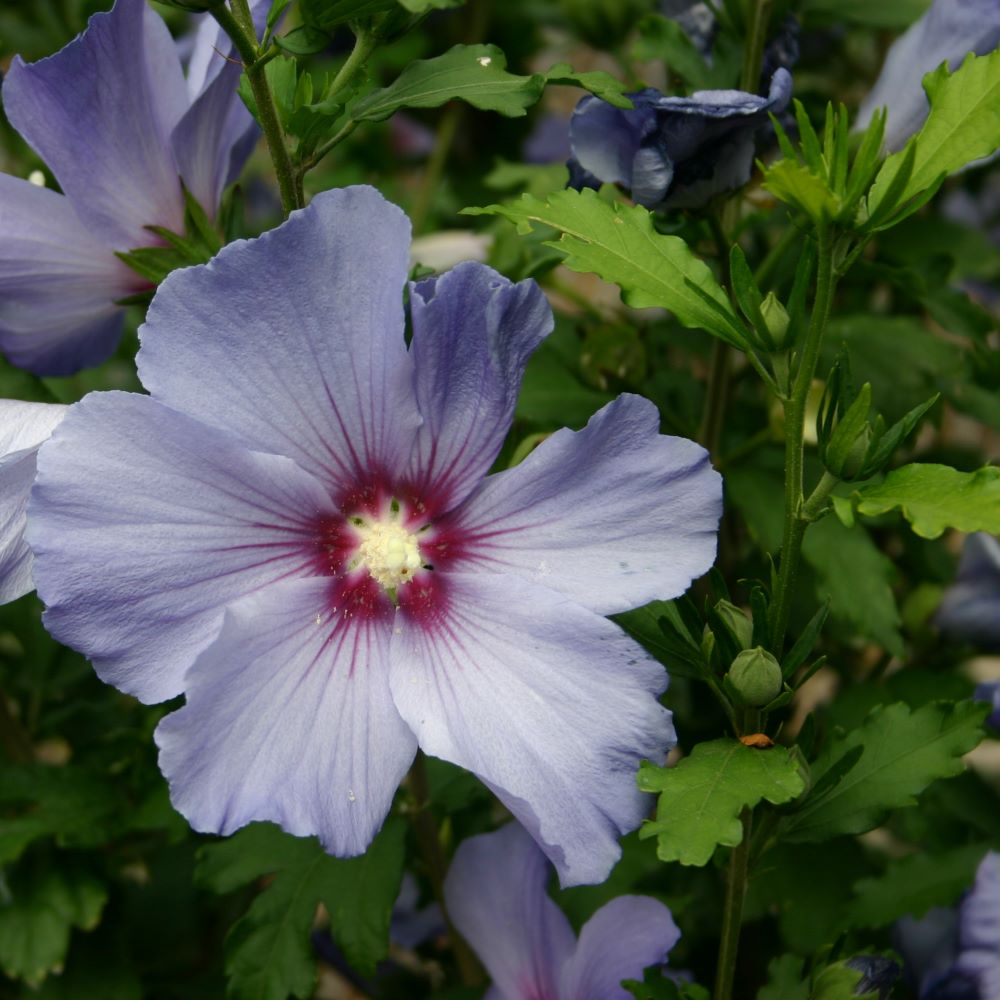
[714,600,754,651]
[760,292,792,350]
[728,647,783,707]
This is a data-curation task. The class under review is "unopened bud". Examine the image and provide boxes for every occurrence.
[760,292,792,350]
[715,600,754,650]
[728,647,783,707]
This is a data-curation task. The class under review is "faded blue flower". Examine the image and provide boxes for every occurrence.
[0,0,264,375]
[0,401,68,604]
[27,186,722,887]
[567,68,792,210]
[856,0,1000,152]
[896,851,1000,999]
[444,822,681,999]
[937,534,1000,648]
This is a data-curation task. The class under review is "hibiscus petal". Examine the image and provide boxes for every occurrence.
[156,577,415,855]
[559,895,681,1000]
[443,823,575,997]
[445,394,721,616]
[138,187,420,496]
[172,57,258,217]
[936,534,1000,647]
[0,401,68,604]
[569,91,657,187]
[954,852,1000,992]
[389,571,674,886]
[407,262,552,512]
[0,176,134,375]
[3,0,188,249]
[28,392,334,704]
[856,0,1000,151]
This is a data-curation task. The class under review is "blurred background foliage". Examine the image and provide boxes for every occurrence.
[1,0,998,996]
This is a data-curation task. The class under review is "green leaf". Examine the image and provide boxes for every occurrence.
[850,464,1000,539]
[631,13,738,89]
[203,820,406,998]
[812,963,872,1000]
[0,765,122,865]
[299,0,396,30]
[763,159,841,222]
[800,0,930,26]
[353,44,545,122]
[0,864,107,987]
[870,50,1000,218]
[801,516,903,657]
[321,816,406,975]
[465,188,746,346]
[544,63,633,108]
[611,600,705,679]
[396,0,463,10]
[638,739,806,866]
[846,842,988,929]
[759,955,808,1000]
[783,700,987,843]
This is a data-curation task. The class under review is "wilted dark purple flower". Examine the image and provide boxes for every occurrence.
[444,822,681,999]
[28,186,722,886]
[896,852,1000,998]
[936,534,1000,648]
[567,68,792,210]
[856,0,1000,152]
[0,0,263,375]
[0,401,67,604]
[844,955,902,999]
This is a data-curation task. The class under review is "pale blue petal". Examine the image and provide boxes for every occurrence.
[444,394,721,616]
[0,401,68,604]
[156,577,416,856]
[407,262,552,513]
[389,571,674,887]
[856,0,1000,151]
[29,392,334,704]
[559,895,681,1000]
[444,823,575,998]
[3,0,188,249]
[138,187,420,496]
[0,175,133,374]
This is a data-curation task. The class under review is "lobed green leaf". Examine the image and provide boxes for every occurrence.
[783,700,987,843]
[638,739,806,866]
[465,188,746,346]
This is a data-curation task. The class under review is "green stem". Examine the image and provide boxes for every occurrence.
[408,755,484,987]
[410,102,462,236]
[294,28,377,181]
[714,707,761,1000]
[715,807,752,1000]
[769,231,837,655]
[739,0,774,93]
[213,3,300,216]
[326,28,378,107]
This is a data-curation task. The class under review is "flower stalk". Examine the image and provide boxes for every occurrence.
[213,1,302,216]
[769,229,837,655]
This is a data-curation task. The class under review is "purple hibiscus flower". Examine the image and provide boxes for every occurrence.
[855,0,1000,152]
[444,822,681,999]
[27,186,722,886]
[0,401,68,604]
[895,851,1000,999]
[937,534,1000,649]
[567,68,792,210]
[0,0,263,376]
